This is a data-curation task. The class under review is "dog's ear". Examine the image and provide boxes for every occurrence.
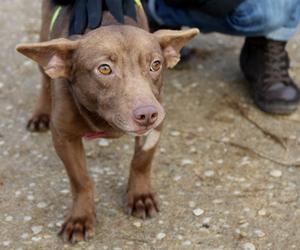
[16,38,79,79]
[154,28,199,68]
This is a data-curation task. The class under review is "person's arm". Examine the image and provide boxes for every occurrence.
[51,0,137,35]
[52,0,75,5]
[165,0,245,17]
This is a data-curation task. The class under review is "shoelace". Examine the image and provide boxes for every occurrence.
[262,41,291,89]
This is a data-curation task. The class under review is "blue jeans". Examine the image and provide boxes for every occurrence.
[149,0,300,41]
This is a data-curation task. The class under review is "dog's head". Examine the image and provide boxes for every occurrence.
[17,26,199,135]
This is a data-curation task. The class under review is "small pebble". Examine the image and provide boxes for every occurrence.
[197,64,204,70]
[3,241,10,246]
[190,146,197,153]
[31,225,43,235]
[21,233,29,239]
[254,229,265,238]
[234,190,241,195]
[133,221,141,228]
[212,199,223,204]
[31,236,42,242]
[43,234,52,239]
[235,228,247,237]
[203,217,211,224]
[56,221,64,227]
[189,201,196,208]
[60,189,69,194]
[258,208,267,216]
[5,105,13,111]
[193,208,204,216]
[182,240,192,246]
[173,175,181,181]
[98,139,109,147]
[177,235,183,240]
[5,216,13,222]
[27,195,34,201]
[24,216,32,221]
[37,202,47,208]
[243,242,256,250]
[204,170,215,177]
[181,159,193,166]
[170,131,180,136]
[47,223,54,228]
[197,127,204,132]
[159,148,166,153]
[270,170,282,177]
[156,232,166,240]
[216,159,224,164]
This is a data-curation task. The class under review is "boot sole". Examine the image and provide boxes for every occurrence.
[255,98,298,115]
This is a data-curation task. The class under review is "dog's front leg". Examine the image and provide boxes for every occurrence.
[52,128,96,243]
[126,128,162,219]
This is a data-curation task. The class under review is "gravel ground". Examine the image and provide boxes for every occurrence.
[0,1,300,249]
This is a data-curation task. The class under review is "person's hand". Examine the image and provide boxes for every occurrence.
[52,0,137,35]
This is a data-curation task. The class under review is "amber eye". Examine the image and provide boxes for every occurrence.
[150,60,162,72]
[98,64,112,75]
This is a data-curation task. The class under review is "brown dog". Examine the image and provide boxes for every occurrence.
[16,0,199,243]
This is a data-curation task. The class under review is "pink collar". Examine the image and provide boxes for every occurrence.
[83,131,110,140]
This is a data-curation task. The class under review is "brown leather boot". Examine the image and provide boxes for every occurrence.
[240,37,299,115]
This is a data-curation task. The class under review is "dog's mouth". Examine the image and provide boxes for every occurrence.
[112,121,155,136]
[128,127,154,137]
[110,116,157,136]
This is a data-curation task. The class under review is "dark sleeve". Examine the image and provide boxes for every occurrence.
[51,0,75,5]
[164,0,245,17]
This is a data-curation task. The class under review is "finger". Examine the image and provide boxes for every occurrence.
[105,0,124,23]
[69,0,88,35]
[123,0,136,21]
[87,0,103,29]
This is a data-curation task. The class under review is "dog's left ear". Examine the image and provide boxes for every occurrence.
[16,38,79,79]
[154,28,199,68]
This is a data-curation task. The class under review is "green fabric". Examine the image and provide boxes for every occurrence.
[50,6,62,32]
[135,0,142,7]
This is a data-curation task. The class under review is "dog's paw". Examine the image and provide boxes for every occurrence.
[126,191,159,219]
[26,114,50,132]
[58,215,96,243]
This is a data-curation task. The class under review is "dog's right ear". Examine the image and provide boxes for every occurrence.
[16,38,78,79]
[154,28,199,68]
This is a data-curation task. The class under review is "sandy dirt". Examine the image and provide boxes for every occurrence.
[0,0,299,249]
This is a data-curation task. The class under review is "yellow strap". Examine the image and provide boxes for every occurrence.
[134,0,142,7]
[50,6,62,32]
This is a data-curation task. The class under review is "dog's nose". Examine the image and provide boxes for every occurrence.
[133,105,158,127]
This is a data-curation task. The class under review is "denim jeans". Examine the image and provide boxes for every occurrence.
[149,0,300,41]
